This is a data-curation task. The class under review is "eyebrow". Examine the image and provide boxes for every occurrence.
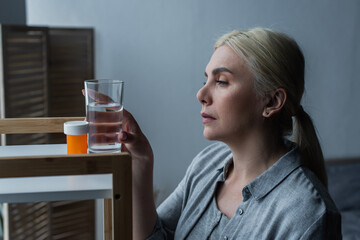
[204,67,234,77]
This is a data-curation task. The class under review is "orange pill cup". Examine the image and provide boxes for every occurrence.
[64,121,89,154]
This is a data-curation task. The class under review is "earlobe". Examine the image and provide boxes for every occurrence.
[262,88,287,117]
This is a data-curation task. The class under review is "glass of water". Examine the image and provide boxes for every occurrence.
[84,79,124,153]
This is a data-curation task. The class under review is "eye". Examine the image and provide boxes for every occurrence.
[216,80,228,86]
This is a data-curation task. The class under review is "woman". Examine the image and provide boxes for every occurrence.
[119,28,342,239]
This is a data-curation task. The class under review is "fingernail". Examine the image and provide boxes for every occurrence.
[120,131,128,141]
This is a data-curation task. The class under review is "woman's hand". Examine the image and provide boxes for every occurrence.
[118,109,154,166]
[83,88,153,165]
[119,109,157,239]
[83,89,157,238]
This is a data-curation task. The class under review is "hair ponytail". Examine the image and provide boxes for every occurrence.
[293,107,328,187]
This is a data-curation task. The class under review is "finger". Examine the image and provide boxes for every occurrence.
[122,109,140,133]
[118,130,134,143]
[86,88,115,103]
[118,130,128,141]
[121,143,129,153]
[118,131,131,153]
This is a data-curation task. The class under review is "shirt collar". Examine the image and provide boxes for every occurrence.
[216,143,302,200]
[217,157,233,181]
[248,145,301,200]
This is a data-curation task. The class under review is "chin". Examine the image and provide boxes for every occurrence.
[203,129,220,141]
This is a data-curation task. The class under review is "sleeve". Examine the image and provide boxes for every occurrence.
[145,142,226,239]
[145,175,187,240]
[300,209,342,240]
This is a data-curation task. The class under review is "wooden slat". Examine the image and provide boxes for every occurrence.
[0,117,84,134]
[9,202,51,240]
[1,26,48,121]
[0,153,119,177]
[51,200,95,240]
[113,154,132,240]
[1,25,49,145]
[104,199,113,240]
[47,28,93,118]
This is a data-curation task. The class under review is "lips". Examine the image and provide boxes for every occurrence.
[201,112,216,124]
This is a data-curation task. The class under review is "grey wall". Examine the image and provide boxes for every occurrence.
[0,0,26,24]
[26,0,360,204]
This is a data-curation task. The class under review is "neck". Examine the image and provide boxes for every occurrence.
[224,128,287,185]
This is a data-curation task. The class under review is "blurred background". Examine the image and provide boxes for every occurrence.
[0,0,359,239]
[2,0,360,205]
[22,0,360,203]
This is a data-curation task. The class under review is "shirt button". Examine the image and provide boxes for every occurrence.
[238,208,244,215]
[223,236,228,240]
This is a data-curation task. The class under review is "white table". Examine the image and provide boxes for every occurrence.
[0,144,112,203]
[0,144,129,240]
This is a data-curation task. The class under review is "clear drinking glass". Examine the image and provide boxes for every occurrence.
[84,79,124,153]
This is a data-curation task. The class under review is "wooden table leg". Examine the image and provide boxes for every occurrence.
[112,156,132,240]
[104,199,112,240]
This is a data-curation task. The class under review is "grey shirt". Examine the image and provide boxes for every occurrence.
[147,142,342,239]
[189,196,231,239]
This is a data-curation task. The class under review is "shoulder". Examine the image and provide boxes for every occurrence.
[301,167,339,212]
[256,147,341,235]
[289,166,339,214]
[189,141,232,174]
[275,165,341,234]
[297,168,342,238]
[265,147,339,216]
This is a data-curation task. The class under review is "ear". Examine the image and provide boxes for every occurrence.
[262,88,287,118]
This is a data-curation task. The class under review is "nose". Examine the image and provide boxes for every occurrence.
[197,83,211,105]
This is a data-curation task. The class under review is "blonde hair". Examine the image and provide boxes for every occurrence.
[215,28,327,187]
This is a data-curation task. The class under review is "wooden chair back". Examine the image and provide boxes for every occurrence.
[0,117,84,134]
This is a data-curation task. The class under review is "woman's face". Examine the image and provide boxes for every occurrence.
[197,45,265,143]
